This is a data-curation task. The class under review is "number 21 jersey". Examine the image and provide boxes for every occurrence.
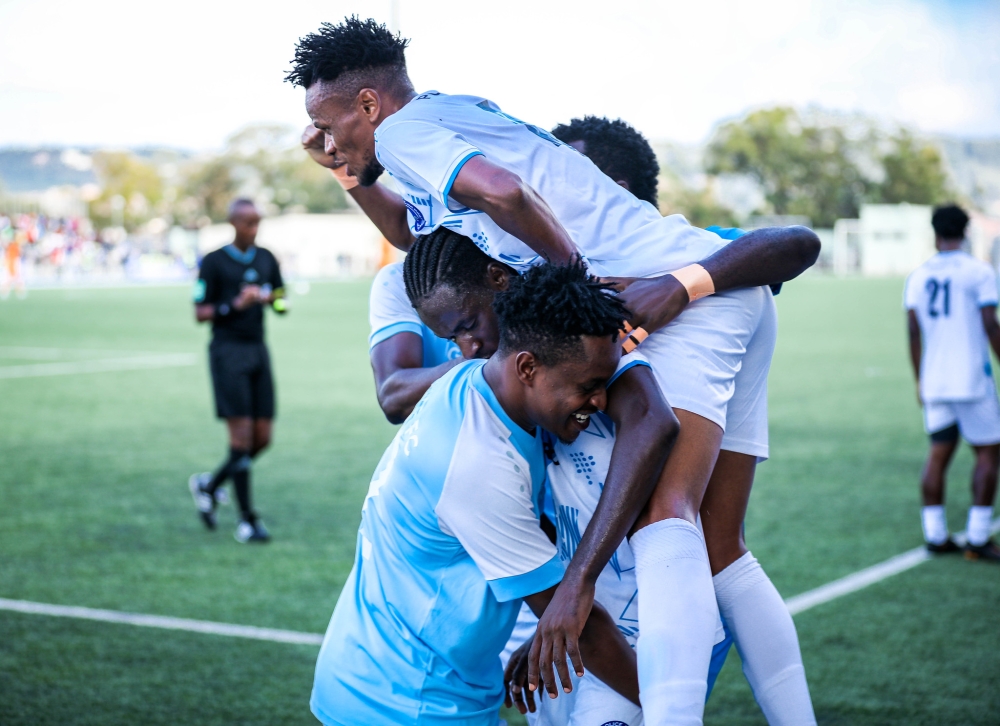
[904,250,999,402]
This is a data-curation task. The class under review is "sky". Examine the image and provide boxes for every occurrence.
[0,0,997,150]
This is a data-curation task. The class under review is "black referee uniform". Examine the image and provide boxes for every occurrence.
[195,244,283,419]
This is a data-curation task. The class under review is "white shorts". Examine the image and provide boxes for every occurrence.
[640,286,777,460]
[923,388,1000,446]
[567,672,643,726]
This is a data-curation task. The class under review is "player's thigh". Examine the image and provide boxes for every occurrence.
[567,673,643,726]
[640,287,768,432]
[954,391,1000,447]
[249,343,276,420]
[634,408,724,529]
[720,289,776,461]
[209,342,255,419]
[701,450,756,575]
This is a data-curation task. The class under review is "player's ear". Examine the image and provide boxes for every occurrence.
[513,351,538,386]
[484,262,512,292]
[359,89,381,124]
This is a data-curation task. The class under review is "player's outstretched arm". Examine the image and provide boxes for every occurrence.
[449,156,578,265]
[516,585,639,706]
[370,333,461,424]
[609,225,821,336]
[908,309,923,403]
[527,365,677,697]
[301,125,414,251]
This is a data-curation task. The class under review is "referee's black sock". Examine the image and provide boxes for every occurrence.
[231,452,254,522]
[206,447,250,496]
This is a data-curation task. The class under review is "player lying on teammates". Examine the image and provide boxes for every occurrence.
[312,262,652,726]
[355,115,808,724]
[287,18,820,724]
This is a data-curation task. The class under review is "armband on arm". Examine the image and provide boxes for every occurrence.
[670,264,715,302]
[329,165,359,191]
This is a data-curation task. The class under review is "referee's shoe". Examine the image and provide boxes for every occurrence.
[235,517,270,544]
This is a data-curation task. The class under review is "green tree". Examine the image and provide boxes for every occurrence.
[705,107,872,227]
[89,151,163,230]
[658,173,739,228]
[877,130,950,205]
[178,158,238,224]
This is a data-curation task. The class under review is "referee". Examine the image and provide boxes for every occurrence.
[189,198,287,543]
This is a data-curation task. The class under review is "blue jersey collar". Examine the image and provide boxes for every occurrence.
[224,244,257,265]
[470,362,539,457]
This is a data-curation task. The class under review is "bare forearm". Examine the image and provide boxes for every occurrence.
[376,359,461,424]
[348,184,415,251]
[450,156,577,264]
[702,225,821,292]
[578,604,639,704]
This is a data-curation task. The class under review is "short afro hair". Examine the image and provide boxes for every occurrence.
[551,116,660,206]
[285,16,410,90]
[493,259,628,366]
[932,204,969,240]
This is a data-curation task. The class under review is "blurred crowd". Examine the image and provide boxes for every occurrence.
[0,212,193,293]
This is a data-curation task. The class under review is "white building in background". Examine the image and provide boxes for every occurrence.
[828,204,1000,277]
[198,212,395,279]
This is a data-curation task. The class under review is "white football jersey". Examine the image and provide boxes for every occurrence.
[374,91,728,278]
[904,250,999,402]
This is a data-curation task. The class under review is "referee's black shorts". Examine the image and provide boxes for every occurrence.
[209,340,275,420]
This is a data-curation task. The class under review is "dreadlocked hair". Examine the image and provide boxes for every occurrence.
[551,116,660,206]
[403,227,500,308]
[285,17,410,90]
[493,259,628,366]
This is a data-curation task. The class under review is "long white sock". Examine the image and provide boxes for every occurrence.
[714,552,816,726]
[966,505,993,546]
[632,518,717,726]
[921,505,949,545]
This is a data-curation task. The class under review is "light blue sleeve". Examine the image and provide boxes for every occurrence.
[375,121,483,211]
[369,264,424,350]
[435,392,563,602]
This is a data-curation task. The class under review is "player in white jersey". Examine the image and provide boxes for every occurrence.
[288,19,819,724]
[312,262,645,725]
[904,204,1000,561]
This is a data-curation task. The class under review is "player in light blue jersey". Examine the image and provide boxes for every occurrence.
[312,262,657,726]
[290,21,819,724]
[369,262,462,423]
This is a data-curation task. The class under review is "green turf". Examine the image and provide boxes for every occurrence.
[0,277,997,725]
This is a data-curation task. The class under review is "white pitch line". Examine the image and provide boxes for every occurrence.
[0,599,323,646]
[2,520,998,645]
[786,517,1000,615]
[0,354,198,379]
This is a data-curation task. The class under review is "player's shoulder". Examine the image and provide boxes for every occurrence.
[254,246,278,264]
[199,247,227,271]
[372,262,405,289]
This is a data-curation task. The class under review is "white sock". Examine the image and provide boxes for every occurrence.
[966,505,993,546]
[921,505,949,545]
[632,518,717,726]
[714,552,816,726]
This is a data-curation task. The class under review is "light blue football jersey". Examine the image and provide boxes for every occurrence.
[311,360,563,726]
[369,262,461,367]
[373,91,729,277]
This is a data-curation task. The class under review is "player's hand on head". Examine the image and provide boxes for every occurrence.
[527,580,593,699]
[301,125,341,169]
[503,635,537,715]
[615,273,690,337]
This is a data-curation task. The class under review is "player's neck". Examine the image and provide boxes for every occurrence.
[378,89,418,124]
[482,356,536,434]
[232,238,255,252]
[936,238,963,252]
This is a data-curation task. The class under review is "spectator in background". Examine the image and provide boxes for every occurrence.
[906,203,1000,561]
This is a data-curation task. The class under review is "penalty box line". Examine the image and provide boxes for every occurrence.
[2,518,998,645]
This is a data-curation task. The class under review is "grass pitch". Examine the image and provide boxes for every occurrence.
[0,277,998,725]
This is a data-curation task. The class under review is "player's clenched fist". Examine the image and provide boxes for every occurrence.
[301,124,340,169]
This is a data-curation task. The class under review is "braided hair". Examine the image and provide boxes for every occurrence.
[403,227,502,309]
[493,259,628,366]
